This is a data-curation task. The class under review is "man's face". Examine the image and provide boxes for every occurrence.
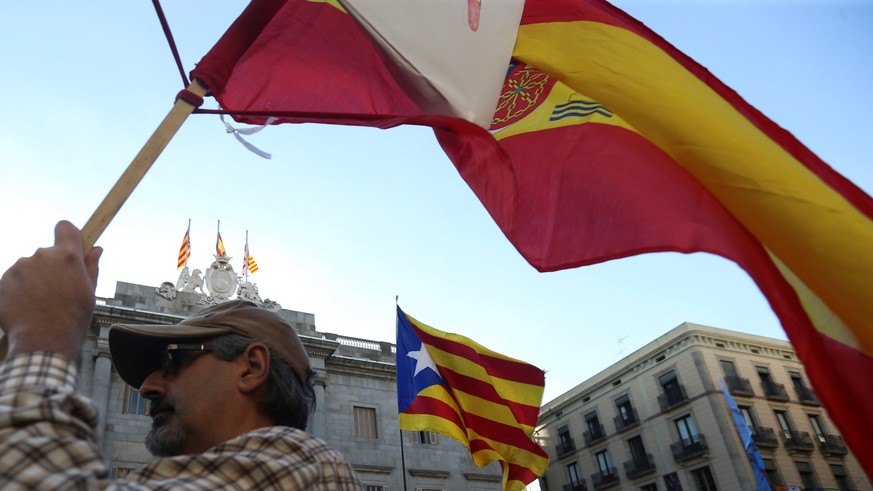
[139,343,239,456]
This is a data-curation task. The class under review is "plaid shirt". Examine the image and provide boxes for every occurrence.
[0,352,364,490]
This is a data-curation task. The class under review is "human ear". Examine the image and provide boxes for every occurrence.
[238,343,271,394]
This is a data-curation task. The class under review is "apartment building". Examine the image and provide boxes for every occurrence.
[536,323,870,491]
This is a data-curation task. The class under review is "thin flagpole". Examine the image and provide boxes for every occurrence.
[395,295,409,491]
[244,230,249,282]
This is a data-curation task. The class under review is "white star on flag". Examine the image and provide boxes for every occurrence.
[407,344,441,378]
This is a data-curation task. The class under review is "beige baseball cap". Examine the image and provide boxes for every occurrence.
[109,300,310,388]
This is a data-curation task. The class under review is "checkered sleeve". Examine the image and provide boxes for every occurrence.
[0,352,109,490]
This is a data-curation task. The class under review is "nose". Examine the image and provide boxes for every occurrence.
[139,370,168,399]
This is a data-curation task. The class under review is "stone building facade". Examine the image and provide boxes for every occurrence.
[536,323,871,491]
[80,280,502,490]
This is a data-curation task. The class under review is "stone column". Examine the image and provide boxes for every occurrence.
[91,327,113,441]
[310,374,328,439]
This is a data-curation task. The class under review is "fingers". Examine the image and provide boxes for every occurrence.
[53,220,84,254]
[85,247,103,289]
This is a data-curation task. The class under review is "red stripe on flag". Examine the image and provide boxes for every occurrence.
[403,393,546,457]
[505,462,542,485]
[414,325,544,386]
[437,366,541,426]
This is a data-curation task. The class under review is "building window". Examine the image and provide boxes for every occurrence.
[808,414,826,444]
[615,394,637,428]
[659,371,686,407]
[738,405,758,433]
[567,462,583,487]
[640,484,659,491]
[762,458,783,486]
[794,461,819,489]
[719,360,739,379]
[365,486,384,491]
[557,424,575,455]
[627,435,648,465]
[584,411,604,443]
[595,449,614,477]
[111,467,136,480]
[663,472,682,491]
[674,415,700,446]
[830,463,852,491]
[415,431,438,444]
[354,406,378,439]
[689,466,718,491]
[773,410,793,439]
[123,387,149,415]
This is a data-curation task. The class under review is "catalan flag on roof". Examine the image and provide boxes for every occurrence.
[396,307,548,491]
[190,0,873,474]
[243,231,259,277]
[177,220,191,270]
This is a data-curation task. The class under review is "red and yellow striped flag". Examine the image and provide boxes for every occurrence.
[244,241,259,275]
[396,307,548,491]
[176,224,191,270]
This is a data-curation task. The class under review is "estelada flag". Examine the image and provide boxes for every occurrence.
[189,0,873,473]
[396,307,548,491]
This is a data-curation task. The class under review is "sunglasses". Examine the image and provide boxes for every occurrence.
[161,343,213,376]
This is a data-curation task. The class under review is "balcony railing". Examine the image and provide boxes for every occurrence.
[590,468,620,490]
[794,385,821,406]
[760,380,790,402]
[657,384,689,412]
[614,408,640,433]
[623,453,656,479]
[556,436,577,458]
[818,434,849,457]
[724,376,755,397]
[583,424,606,446]
[562,480,588,491]
[670,434,708,463]
[751,426,779,449]
[780,429,815,454]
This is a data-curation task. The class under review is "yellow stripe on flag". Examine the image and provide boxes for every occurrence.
[515,21,873,352]
[426,344,548,410]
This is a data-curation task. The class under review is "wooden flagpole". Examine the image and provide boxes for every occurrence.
[0,79,208,359]
[81,79,207,248]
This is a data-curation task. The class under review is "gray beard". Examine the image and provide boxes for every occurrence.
[145,416,186,457]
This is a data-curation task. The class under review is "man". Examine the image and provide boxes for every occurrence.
[0,221,364,490]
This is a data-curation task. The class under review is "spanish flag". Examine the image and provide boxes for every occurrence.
[396,307,548,491]
[216,232,226,258]
[190,0,873,474]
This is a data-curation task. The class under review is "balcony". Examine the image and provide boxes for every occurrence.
[590,468,620,490]
[562,480,588,491]
[657,384,689,412]
[781,430,815,454]
[760,380,790,402]
[583,424,607,446]
[724,376,755,397]
[793,384,821,406]
[751,426,779,450]
[614,409,640,433]
[623,453,656,479]
[670,434,709,463]
[819,434,849,457]
[555,436,577,458]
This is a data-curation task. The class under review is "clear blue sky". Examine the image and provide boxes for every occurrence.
[1,1,871,404]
